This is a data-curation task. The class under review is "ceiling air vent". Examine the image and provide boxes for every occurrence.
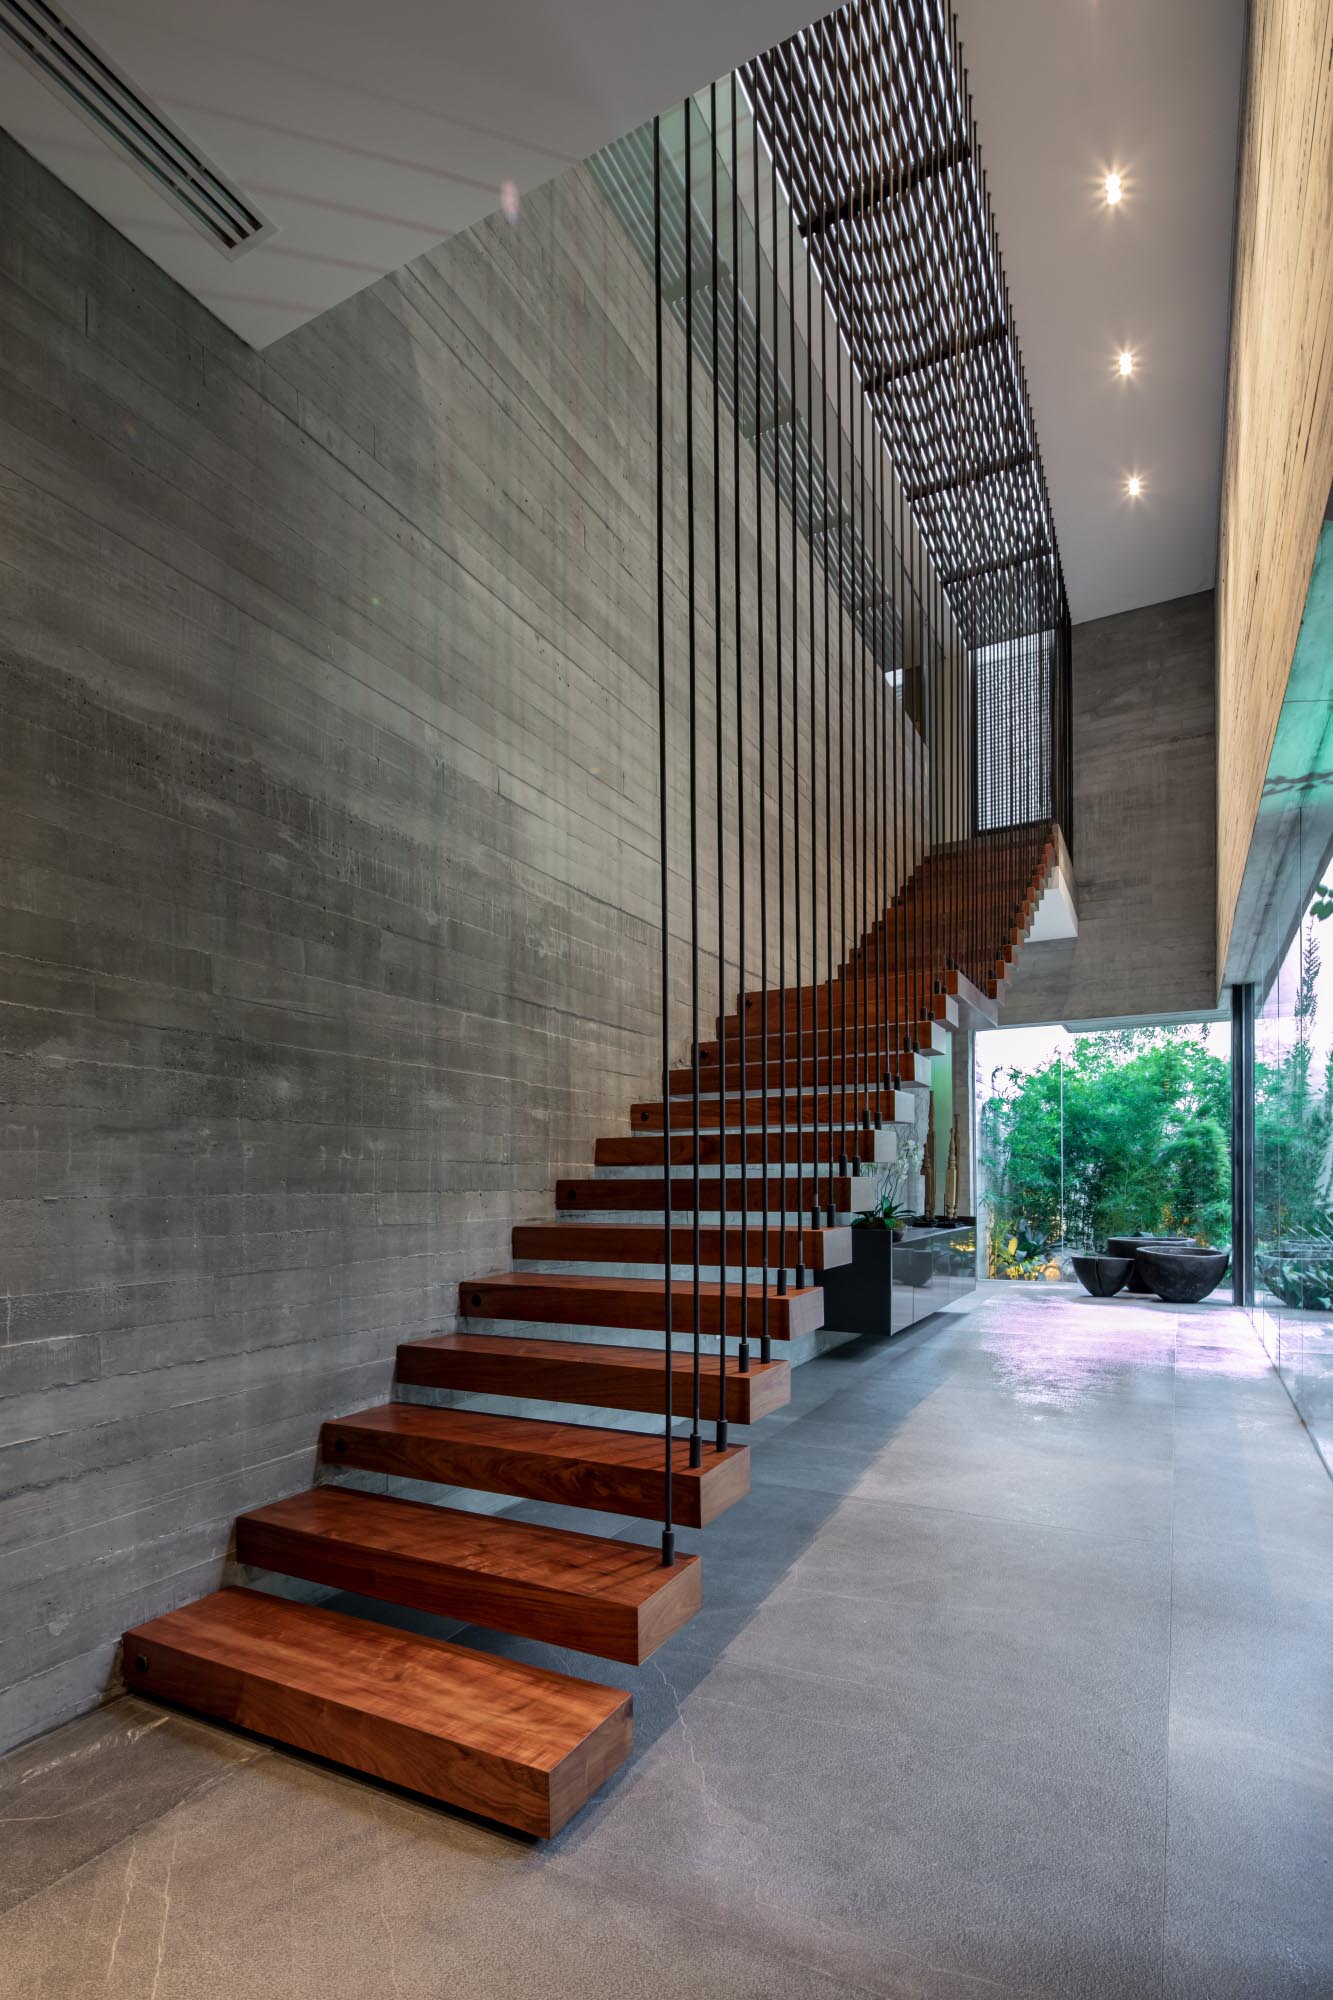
[0,0,272,256]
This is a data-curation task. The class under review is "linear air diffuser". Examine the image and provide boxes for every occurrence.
[0,0,272,256]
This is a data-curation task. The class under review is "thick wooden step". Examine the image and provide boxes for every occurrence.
[123,1587,630,1837]
[738,964,989,1026]
[697,1021,949,1067]
[885,880,1043,917]
[839,942,1017,984]
[236,1487,700,1667]
[844,961,1013,996]
[458,1271,824,1340]
[629,1089,908,1131]
[672,1049,933,1094]
[512,1221,852,1270]
[725,987,940,1030]
[595,1130,881,1168]
[322,1404,751,1528]
[848,922,1023,964]
[398,1331,793,1423]
[554,1174,876,1214]
[717,992,959,1041]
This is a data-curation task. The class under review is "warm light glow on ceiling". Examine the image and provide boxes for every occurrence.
[1118,349,1134,377]
[1126,474,1143,499]
[1104,171,1123,205]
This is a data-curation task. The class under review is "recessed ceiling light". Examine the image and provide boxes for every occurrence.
[1127,474,1143,499]
[1104,171,1123,205]
[1118,349,1134,377]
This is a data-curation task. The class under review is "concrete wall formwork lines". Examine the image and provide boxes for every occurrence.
[1001,592,1218,1027]
[0,129,924,1751]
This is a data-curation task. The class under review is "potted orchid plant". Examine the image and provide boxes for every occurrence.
[853,1139,922,1240]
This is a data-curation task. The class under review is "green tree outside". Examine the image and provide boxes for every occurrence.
[979,919,1333,1283]
[979,1026,1232,1277]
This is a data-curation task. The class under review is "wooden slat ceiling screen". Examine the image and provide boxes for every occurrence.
[743,0,1068,652]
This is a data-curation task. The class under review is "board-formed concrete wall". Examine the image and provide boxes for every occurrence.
[1001,592,1219,1027]
[0,129,929,1750]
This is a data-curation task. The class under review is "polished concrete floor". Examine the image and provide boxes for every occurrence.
[2,1283,1331,2000]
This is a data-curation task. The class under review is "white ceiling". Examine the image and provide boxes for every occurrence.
[0,0,815,348]
[952,0,1247,624]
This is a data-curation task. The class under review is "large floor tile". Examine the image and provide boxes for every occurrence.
[2,1281,1328,1999]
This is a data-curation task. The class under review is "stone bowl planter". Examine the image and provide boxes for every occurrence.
[1072,1254,1134,1298]
[1106,1236,1197,1293]
[1134,1247,1230,1304]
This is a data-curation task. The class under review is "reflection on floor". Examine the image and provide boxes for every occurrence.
[2,1282,1331,2000]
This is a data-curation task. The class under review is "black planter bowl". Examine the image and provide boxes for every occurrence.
[1134,1247,1230,1305]
[1072,1254,1134,1298]
[1106,1235,1197,1293]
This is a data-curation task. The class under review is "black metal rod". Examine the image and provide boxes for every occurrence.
[684,97,704,1473]
[752,95,772,1369]
[653,116,674,1570]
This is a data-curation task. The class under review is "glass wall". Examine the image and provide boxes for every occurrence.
[977,1023,1231,1280]
[1253,882,1333,1465]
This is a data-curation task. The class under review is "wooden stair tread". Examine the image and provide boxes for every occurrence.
[122,1586,631,1837]
[458,1270,825,1338]
[714,999,958,1040]
[673,1057,931,1094]
[697,1024,947,1063]
[511,1222,852,1269]
[629,1090,908,1129]
[322,1402,751,1528]
[718,996,961,1039]
[398,1331,792,1423]
[555,1175,876,1213]
[596,1132,884,1167]
[236,1486,700,1666]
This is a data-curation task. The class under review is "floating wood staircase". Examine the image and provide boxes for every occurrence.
[123,826,1056,1836]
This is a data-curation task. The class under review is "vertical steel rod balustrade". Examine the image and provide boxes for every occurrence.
[641,9,1074,1574]
[801,39,819,1257]
[771,78,789,1299]
[730,75,752,1381]
[751,105,773,1368]
[843,12,860,1140]
[709,80,729,1449]
[830,12,850,1180]
[818,26,836,1227]
[785,36,807,1292]
[857,2,876,1098]
[852,10,869,1141]
[887,27,908,1075]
